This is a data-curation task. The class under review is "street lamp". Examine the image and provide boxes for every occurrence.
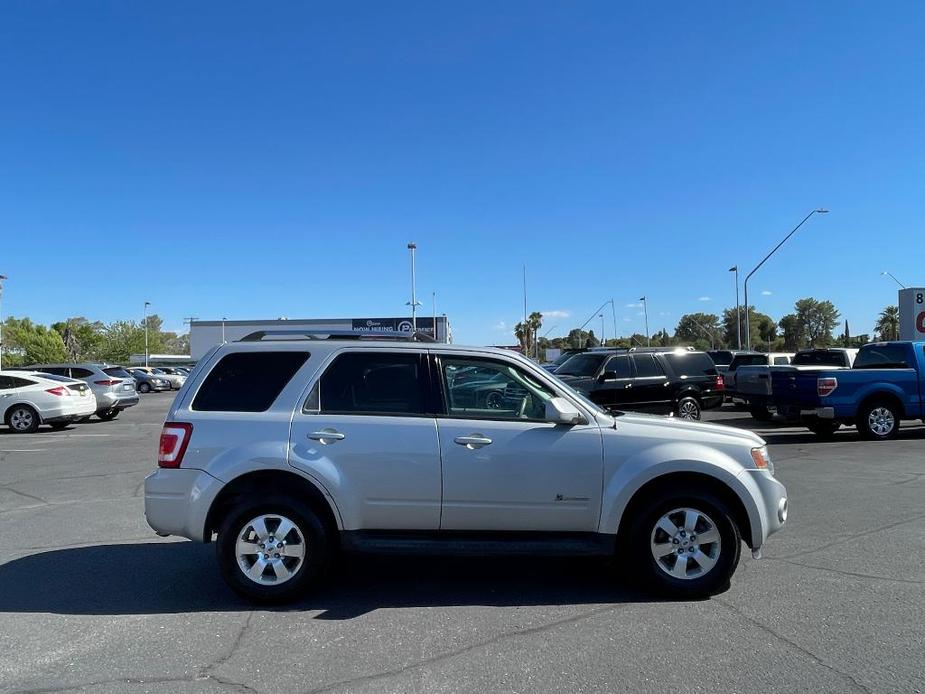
[729,266,741,350]
[881,271,907,289]
[406,242,421,332]
[599,314,605,346]
[143,301,151,367]
[0,274,7,370]
[639,296,650,346]
[744,209,828,348]
[222,317,227,343]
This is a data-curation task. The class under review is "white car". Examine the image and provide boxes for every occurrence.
[0,370,98,432]
[145,331,788,603]
[133,367,186,390]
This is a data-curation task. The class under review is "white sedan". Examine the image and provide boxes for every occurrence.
[0,371,98,433]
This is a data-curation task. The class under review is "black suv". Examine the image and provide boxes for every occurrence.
[555,347,724,420]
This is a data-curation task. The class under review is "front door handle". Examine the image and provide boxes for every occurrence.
[307,429,345,444]
[454,434,492,449]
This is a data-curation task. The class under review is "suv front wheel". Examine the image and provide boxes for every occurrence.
[216,496,330,603]
[628,489,740,598]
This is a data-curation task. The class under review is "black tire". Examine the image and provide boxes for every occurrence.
[96,408,120,421]
[626,487,741,599]
[857,399,900,441]
[138,382,151,394]
[676,396,702,421]
[749,405,773,422]
[807,419,840,439]
[6,405,40,434]
[216,496,331,604]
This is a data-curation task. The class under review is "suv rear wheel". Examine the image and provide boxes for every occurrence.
[628,489,740,598]
[216,496,330,603]
[676,397,701,421]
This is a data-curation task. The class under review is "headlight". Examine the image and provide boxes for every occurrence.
[751,446,773,474]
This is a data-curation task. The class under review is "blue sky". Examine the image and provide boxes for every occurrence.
[1,1,923,344]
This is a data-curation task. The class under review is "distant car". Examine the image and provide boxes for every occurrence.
[541,349,586,373]
[134,367,186,390]
[0,370,97,432]
[128,368,172,393]
[25,362,140,421]
[555,347,724,420]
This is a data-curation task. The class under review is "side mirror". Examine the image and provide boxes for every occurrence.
[545,397,586,425]
[598,371,617,383]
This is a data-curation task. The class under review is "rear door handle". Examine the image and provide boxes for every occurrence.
[307,429,345,444]
[454,434,492,449]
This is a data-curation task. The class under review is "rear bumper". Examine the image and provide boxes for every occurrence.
[144,468,223,542]
[701,394,725,410]
[42,400,98,421]
[97,392,139,409]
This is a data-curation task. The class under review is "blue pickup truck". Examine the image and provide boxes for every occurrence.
[771,341,925,440]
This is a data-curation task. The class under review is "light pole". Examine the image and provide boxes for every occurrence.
[881,271,907,289]
[599,314,605,346]
[432,291,436,340]
[222,317,227,343]
[639,296,650,346]
[744,209,828,348]
[143,301,151,367]
[0,274,7,370]
[406,242,421,332]
[729,266,741,350]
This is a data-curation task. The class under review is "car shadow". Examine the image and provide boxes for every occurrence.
[0,542,659,619]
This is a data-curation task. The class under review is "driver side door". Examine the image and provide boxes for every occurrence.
[435,355,603,532]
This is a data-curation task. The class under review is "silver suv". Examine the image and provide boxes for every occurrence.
[27,363,139,420]
[144,331,788,603]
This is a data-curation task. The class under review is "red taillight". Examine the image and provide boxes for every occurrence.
[817,377,838,397]
[94,379,121,386]
[45,386,68,396]
[715,374,725,391]
[158,422,193,468]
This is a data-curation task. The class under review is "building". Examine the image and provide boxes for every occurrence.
[189,316,452,360]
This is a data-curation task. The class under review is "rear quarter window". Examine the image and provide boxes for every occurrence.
[663,353,717,377]
[192,351,310,412]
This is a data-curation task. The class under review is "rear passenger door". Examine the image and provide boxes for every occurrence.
[592,354,633,409]
[289,350,442,531]
[628,354,670,412]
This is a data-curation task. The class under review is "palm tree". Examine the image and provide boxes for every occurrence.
[514,322,529,353]
[527,311,543,359]
[875,305,900,341]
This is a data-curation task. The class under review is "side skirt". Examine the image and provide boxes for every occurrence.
[339,530,616,557]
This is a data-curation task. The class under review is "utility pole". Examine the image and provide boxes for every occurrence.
[406,243,421,332]
[640,296,650,346]
[432,291,437,341]
[143,301,151,367]
[222,317,227,343]
[0,274,7,370]
[729,266,741,350]
[522,264,528,357]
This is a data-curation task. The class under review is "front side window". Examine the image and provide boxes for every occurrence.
[441,357,556,420]
[315,352,426,416]
[604,355,632,378]
[632,354,664,378]
[555,353,608,377]
[193,351,309,412]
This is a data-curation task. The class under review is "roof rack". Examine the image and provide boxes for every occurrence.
[238,329,437,343]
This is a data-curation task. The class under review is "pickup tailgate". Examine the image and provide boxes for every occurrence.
[771,367,835,410]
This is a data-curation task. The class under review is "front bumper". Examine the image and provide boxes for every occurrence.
[144,468,223,542]
[738,469,788,549]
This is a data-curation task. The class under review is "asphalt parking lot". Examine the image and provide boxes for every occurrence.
[1,396,923,694]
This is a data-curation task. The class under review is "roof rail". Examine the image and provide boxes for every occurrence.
[238,329,437,343]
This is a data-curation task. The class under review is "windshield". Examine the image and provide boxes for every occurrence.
[556,353,608,377]
[553,352,577,366]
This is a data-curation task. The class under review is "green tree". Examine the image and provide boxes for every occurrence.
[793,298,840,347]
[779,313,803,351]
[3,317,68,364]
[721,306,776,350]
[566,328,590,349]
[52,317,104,361]
[874,305,899,341]
[585,329,599,348]
[514,322,529,353]
[674,313,722,348]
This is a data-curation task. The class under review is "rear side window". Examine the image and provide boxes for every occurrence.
[70,368,94,379]
[729,354,767,370]
[663,353,717,377]
[103,367,132,378]
[854,345,909,369]
[632,354,664,378]
[193,351,309,412]
[0,376,36,388]
[315,352,426,415]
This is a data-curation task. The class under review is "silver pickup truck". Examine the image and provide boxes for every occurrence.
[736,348,858,420]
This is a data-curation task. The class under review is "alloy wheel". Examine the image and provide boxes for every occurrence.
[235,514,307,586]
[9,408,36,432]
[650,507,722,580]
[678,400,700,420]
[868,407,895,437]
